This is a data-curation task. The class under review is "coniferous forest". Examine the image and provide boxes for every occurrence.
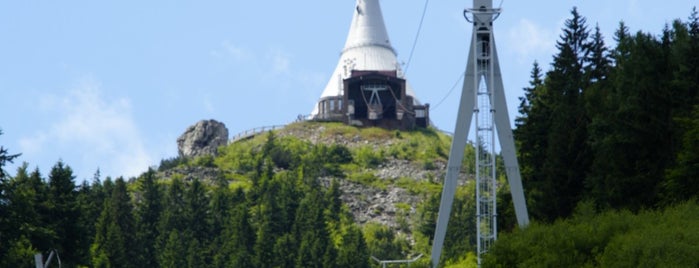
[1,7,699,268]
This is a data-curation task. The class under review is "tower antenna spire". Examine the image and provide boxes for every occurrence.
[430,1,529,267]
[311,0,420,118]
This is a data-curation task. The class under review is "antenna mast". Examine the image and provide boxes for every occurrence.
[430,1,529,267]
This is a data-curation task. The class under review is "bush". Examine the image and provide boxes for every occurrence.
[354,146,384,168]
[482,201,699,268]
[159,156,188,171]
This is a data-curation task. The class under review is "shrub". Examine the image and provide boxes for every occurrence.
[354,146,384,168]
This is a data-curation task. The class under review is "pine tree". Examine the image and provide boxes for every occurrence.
[585,25,611,83]
[135,169,162,267]
[294,190,332,268]
[90,178,137,268]
[271,233,296,268]
[159,230,188,268]
[0,235,36,268]
[663,105,699,203]
[514,62,551,220]
[184,178,210,265]
[253,178,283,268]
[0,129,20,179]
[336,225,370,268]
[533,7,592,220]
[46,161,82,266]
[0,129,21,262]
[75,170,111,264]
[208,177,231,267]
[157,177,187,265]
[216,203,254,268]
[0,164,53,265]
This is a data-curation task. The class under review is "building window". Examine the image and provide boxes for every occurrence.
[416,109,425,118]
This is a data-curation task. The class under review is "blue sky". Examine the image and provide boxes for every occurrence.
[1,1,695,181]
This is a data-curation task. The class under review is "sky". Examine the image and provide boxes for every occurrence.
[1,0,695,182]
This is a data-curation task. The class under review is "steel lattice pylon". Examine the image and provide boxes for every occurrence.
[430,1,529,267]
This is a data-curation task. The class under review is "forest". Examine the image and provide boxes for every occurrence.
[487,6,699,267]
[1,6,699,268]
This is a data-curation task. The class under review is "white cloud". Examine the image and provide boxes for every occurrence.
[267,48,291,74]
[507,18,557,63]
[211,41,252,61]
[19,77,152,179]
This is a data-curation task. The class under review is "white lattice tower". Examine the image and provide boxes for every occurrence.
[430,1,530,267]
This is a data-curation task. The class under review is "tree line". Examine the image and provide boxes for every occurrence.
[515,7,699,222]
[0,134,375,267]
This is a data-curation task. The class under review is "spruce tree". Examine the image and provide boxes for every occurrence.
[184,178,210,265]
[0,164,52,265]
[157,177,187,265]
[294,190,332,268]
[135,169,162,267]
[90,178,137,268]
[159,230,188,268]
[514,62,551,220]
[534,7,592,220]
[663,105,699,203]
[336,225,370,268]
[0,129,20,179]
[47,161,81,266]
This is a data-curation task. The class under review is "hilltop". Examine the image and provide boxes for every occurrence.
[161,121,471,239]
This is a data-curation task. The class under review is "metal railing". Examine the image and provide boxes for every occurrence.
[229,125,286,144]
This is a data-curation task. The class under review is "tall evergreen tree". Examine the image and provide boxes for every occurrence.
[585,25,612,83]
[533,7,592,220]
[253,177,284,268]
[208,177,231,267]
[90,178,137,268]
[294,190,333,268]
[159,230,188,268]
[184,178,210,265]
[216,203,254,268]
[0,164,52,265]
[0,129,20,261]
[46,161,82,266]
[336,225,370,268]
[514,62,551,219]
[0,129,20,179]
[663,105,699,203]
[134,169,162,267]
[157,177,187,265]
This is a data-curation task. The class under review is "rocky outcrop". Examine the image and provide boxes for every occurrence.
[177,120,229,158]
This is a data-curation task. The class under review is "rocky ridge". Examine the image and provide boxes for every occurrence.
[177,119,229,158]
[276,123,470,236]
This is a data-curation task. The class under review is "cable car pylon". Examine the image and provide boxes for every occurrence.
[430,1,529,267]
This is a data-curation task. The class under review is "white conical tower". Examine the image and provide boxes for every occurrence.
[311,0,419,116]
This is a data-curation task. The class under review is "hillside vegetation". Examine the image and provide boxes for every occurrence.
[485,7,699,267]
[0,122,483,267]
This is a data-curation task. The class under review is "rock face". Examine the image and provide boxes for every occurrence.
[177,120,229,158]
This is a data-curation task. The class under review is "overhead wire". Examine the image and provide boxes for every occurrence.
[430,71,465,112]
[403,0,430,75]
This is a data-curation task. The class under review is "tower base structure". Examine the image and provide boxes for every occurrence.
[430,1,530,267]
[315,70,429,130]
